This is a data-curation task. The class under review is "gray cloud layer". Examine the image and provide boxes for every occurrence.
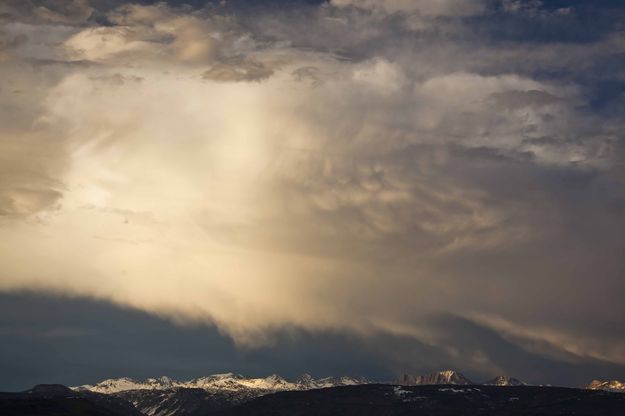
[0,0,624,382]
[1,291,623,391]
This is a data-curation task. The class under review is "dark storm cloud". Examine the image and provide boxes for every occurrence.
[0,0,327,24]
[2,292,624,391]
[0,0,93,24]
[477,1,625,44]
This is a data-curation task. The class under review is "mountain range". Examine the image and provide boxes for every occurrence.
[397,370,526,386]
[73,373,368,394]
[72,373,369,416]
[3,378,624,416]
[214,384,625,416]
[1,371,623,416]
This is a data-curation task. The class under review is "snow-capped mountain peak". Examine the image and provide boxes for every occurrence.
[74,377,157,394]
[186,373,248,391]
[314,376,369,388]
[586,379,625,392]
[399,370,473,386]
[484,376,527,386]
[235,374,295,391]
[145,376,177,389]
[296,373,314,383]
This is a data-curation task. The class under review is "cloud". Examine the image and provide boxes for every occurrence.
[202,56,274,82]
[330,0,486,16]
[0,0,93,24]
[488,89,562,110]
[64,26,155,61]
[63,5,222,64]
[0,0,624,381]
[2,292,624,390]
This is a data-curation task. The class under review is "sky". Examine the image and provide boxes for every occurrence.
[0,0,624,391]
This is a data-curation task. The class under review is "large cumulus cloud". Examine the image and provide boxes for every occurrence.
[0,0,624,380]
